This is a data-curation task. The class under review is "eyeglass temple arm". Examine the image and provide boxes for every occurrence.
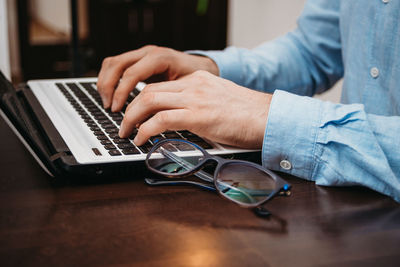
[144,178,216,191]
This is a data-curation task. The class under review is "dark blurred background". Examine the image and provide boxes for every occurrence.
[17,0,228,80]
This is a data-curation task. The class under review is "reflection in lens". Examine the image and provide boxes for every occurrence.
[215,163,276,205]
[147,140,205,177]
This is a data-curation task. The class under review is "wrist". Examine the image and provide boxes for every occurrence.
[201,57,219,76]
[254,93,272,148]
[185,53,220,76]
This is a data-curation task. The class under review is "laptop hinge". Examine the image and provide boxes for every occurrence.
[15,83,27,93]
[49,151,69,162]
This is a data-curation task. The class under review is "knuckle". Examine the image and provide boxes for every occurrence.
[144,44,157,50]
[142,83,155,93]
[138,124,153,139]
[155,111,170,125]
[101,56,114,67]
[193,69,208,77]
[121,67,138,82]
[149,46,171,60]
[191,70,211,85]
[141,91,155,106]
[151,46,165,54]
[121,69,133,79]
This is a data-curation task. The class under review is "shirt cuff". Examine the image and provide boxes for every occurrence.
[186,48,243,85]
[262,90,323,180]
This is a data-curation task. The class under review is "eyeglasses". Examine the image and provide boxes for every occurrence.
[145,139,291,216]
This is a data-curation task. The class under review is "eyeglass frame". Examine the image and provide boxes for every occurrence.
[145,138,291,209]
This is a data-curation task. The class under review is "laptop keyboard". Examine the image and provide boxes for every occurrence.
[55,82,213,156]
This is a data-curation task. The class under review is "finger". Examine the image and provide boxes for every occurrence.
[111,54,170,111]
[125,80,185,112]
[97,46,155,108]
[133,109,192,145]
[119,91,184,137]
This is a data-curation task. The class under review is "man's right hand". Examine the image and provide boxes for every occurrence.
[97,45,219,112]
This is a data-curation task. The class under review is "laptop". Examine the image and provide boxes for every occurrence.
[0,72,257,179]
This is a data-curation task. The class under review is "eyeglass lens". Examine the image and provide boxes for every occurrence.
[215,162,277,205]
[147,140,205,176]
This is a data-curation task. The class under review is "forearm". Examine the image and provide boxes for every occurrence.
[189,0,344,96]
[263,90,400,202]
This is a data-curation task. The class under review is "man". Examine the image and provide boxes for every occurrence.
[97,0,400,202]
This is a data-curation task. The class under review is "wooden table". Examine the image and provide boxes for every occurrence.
[0,117,399,267]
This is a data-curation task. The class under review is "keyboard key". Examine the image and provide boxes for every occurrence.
[94,115,108,120]
[174,142,196,151]
[195,141,213,149]
[87,122,98,127]
[138,142,153,153]
[100,140,112,145]
[104,144,117,150]
[93,130,105,136]
[109,150,122,156]
[185,136,213,149]
[105,128,119,134]
[113,138,130,144]
[90,126,101,132]
[98,119,112,124]
[186,136,205,143]
[117,143,134,149]
[122,148,140,155]
[163,143,178,152]
[110,113,123,119]
[179,130,197,138]
[163,132,181,139]
[102,124,117,129]
[80,114,91,120]
[91,111,105,116]
[109,133,120,139]
[97,135,108,140]
[87,107,101,113]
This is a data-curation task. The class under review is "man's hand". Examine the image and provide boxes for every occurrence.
[120,70,272,149]
[97,45,219,111]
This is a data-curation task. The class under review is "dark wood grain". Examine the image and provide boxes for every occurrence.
[0,118,399,267]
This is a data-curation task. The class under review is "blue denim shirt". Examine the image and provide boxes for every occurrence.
[191,0,400,202]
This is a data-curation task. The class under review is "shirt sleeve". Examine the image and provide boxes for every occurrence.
[188,0,344,96]
[264,90,400,202]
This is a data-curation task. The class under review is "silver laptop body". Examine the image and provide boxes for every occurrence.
[27,77,256,168]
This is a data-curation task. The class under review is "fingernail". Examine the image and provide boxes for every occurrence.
[118,121,124,137]
[101,96,108,108]
[111,101,118,112]
[133,136,140,145]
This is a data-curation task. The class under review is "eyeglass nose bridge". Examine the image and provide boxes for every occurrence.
[196,153,232,171]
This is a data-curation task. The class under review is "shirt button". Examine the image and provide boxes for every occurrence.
[382,0,389,3]
[280,160,292,170]
[370,67,379,78]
